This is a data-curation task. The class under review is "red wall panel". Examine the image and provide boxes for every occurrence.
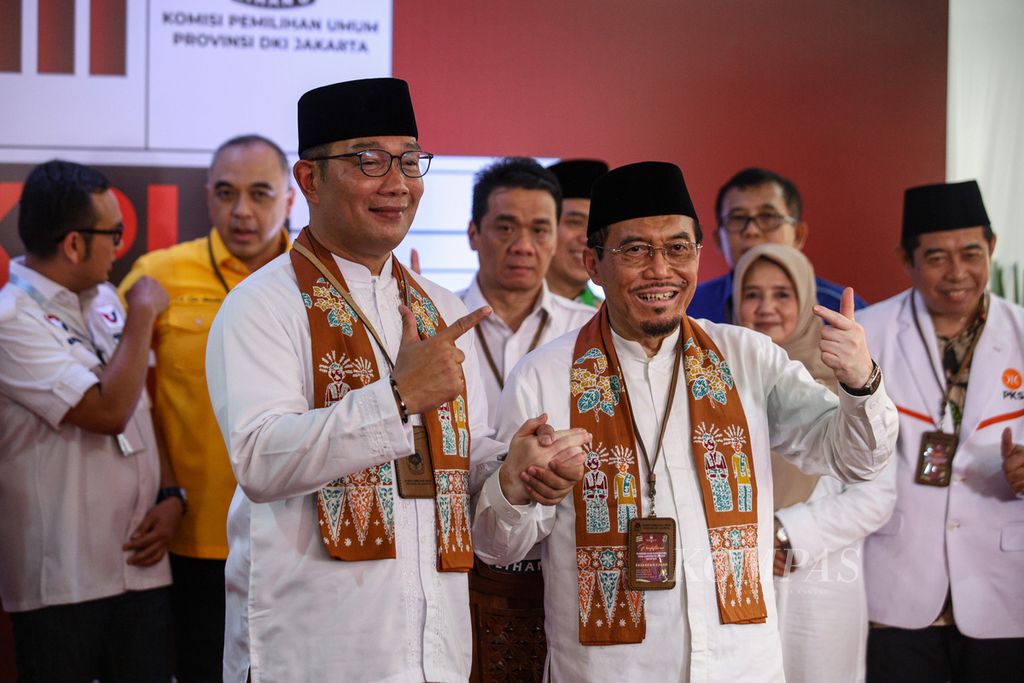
[393,0,947,303]
[0,0,21,73]
[37,0,75,74]
[90,0,127,76]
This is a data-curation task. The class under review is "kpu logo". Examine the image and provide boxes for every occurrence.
[232,0,316,8]
[0,0,127,76]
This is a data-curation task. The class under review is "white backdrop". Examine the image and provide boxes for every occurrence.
[948,0,1024,298]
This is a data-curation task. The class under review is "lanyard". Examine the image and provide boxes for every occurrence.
[291,239,411,373]
[909,292,983,432]
[9,272,106,364]
[475,308,549,390]
[606,327,683,515]
[207,234,232,294]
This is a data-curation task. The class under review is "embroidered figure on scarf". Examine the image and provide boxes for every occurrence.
[684,337,734,405]
[318,351,375,406]
[723,425,753,512]
[438,402,457,455]
[694,423,734,512]
[453,396,469,458]
[434,469,470,553]
[582,448,611,533]
[572,347,622,419]
[611,446,638,533]
[309,277,358,335]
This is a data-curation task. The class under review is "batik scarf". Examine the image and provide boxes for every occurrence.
[291,228,473,572]
[569,306,767,645]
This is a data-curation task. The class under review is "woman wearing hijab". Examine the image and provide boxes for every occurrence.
[732,244,896,683]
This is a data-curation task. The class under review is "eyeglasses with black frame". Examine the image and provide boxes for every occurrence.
[595,240,702,266]
[720,212,796,235]
[57,224,125,248]
[308,149,434,178]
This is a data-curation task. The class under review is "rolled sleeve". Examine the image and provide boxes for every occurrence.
[0,311,100,430]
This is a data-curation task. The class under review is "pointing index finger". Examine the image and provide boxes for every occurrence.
[439,306,492,341]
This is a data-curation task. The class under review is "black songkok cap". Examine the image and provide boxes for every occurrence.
[297,78,418,155]
[902,180,990,240]
[547,159,609,199]
[587,161,698,236]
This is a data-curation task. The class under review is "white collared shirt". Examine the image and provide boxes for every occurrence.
[459,277,594,428]
[206,251,505,683]
[473,321,898,683]
[0,260,170,612]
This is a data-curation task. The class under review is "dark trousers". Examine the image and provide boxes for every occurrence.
[868,624,1024,683]
[170,553,226,683]
[9,587,173,683]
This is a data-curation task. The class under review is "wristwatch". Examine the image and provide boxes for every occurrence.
[841,360,882,396]
[157,486,188,511]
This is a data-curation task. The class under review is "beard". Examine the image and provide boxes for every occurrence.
[640,315,682,338]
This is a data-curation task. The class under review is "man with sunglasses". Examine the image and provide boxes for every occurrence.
[118,134,294,682]
[0,160,179,681]
[206,79,588,682]
[688,167,866,323]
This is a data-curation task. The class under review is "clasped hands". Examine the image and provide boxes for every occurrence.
[500,415,591,506]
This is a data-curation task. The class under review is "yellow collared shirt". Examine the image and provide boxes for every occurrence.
[119,228,289,559]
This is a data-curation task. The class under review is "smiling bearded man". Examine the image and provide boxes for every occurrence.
[472,161,899,683]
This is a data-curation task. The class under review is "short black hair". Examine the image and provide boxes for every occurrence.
[901,225,996,262]
[211,134,290,177]
[18,160,111,258]
[471,157,562,227]
[715,168,803,223]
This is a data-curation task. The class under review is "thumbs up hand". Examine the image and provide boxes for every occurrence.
[1002,428,1024,495]
[391,304,491,415]
[812,287,873,389]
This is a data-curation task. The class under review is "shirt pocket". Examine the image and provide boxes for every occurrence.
[160,303,218,374]
[1000,523,1024,552]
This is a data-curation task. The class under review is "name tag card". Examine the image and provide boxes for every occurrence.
[395,426,436,498]
[627,517,677,591]
[915,431,958,487]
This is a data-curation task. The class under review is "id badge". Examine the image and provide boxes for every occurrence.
[627,517,676,591]
[915,431,958,487]
[395,426,436,498]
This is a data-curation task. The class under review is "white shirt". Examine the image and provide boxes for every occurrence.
[459,278,593,427]
[473,321,898,683]
[206,252,505,683]
[0,260,170,613]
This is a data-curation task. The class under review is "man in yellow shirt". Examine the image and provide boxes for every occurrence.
[119,134,293,682]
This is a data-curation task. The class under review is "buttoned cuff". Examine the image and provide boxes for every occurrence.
[483,467,537,526]
[359,377,415,461]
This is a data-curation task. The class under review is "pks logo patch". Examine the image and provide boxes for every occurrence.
[1003,368,1024,400]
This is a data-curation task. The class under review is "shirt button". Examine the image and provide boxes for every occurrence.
[947,520,960,531]
[194,317,203,326]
